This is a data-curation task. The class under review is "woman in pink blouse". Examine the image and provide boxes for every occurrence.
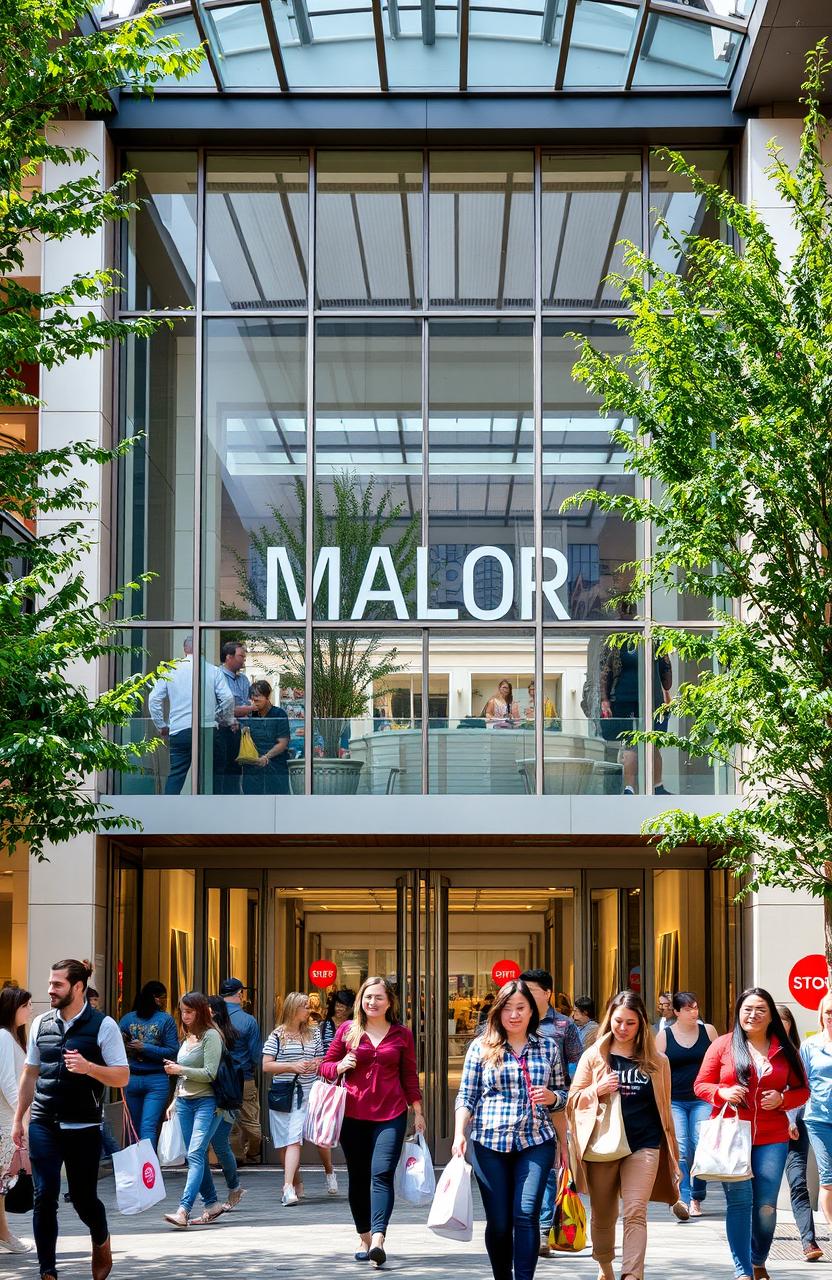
[320,976,424,1267]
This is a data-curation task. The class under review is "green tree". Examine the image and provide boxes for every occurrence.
[566,45,832,964]
[0,1,202,858]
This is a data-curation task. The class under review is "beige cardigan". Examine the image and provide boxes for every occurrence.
[566,1032,681,1203]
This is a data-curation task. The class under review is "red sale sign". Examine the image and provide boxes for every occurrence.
[788,954,831,1010]
[491,959,521,985]
[308,959,337,989]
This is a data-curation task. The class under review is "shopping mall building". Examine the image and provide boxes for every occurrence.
[4,0,829,1157]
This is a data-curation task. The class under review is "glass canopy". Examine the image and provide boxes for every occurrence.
[96,0,754,93]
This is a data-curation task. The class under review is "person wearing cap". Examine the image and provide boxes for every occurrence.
[219,979,263,1164]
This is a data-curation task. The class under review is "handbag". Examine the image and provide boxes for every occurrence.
[549,1164,587,1253]
[112,1096,166,1215]
[2,1148,33,1213]
[691,1103,752,1182]
[583,1092,631,1162]
[427,1155,474,1241]
[268,1074,303,1112]
[236,727,259,764]
[303,1076,347,1148]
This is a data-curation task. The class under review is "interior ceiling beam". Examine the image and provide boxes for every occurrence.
[421,0,435,46]
[260,0,290,90]
[553,0,576,90]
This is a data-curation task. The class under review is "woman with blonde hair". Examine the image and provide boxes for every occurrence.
[453,979,567,1280]
[320,976,422,1267]
[568,990,682,1280]
[262,991,330,1206]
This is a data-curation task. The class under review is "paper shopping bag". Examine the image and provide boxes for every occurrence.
[113,1139,166,1215]
[427,1155,473,1241]
[303,1077,347,1148]
[691,1103,752,1182]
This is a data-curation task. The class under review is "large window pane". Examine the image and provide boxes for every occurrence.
[634,16,741,88]
[429,320,533,621]
[205,155,308,310]
[542,155,642,309]
[202,319,306,620]
[118,322,195,620]
[315,321,421,621]
[316,153,423,308]
[429,152,534,309]
[140,868,196,1008]
[563,3,638,87]
[113,628,194,795]
[649,149,732,278]
[543,320,639,622]
[123,152,197,309]
[657,644,731,796]
[428,632,534,794]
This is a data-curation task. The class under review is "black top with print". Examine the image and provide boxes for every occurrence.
[609,1053,663,1152]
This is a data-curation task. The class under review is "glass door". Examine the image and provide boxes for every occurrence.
[584,871,647,1015]
[203,872,263,1011]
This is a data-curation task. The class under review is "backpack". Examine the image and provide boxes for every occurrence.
[213,1050,245,1111]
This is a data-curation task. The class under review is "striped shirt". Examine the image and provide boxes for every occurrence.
[456,1033,568,1153]
[263,1027,324,1100]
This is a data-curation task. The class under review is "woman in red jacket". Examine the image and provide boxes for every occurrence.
[320,976,424,1268]
[694,987,808,1280]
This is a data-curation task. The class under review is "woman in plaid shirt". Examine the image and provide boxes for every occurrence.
[452,980,568,1280]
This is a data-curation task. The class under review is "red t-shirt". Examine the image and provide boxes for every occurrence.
[319,1020,421,1122]
[694,1033,809,1146]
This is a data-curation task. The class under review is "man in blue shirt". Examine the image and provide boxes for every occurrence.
[219,977,263,1163]
[216,642,253,795]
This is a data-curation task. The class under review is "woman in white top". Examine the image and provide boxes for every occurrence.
[263,991,333,1206]
[0,986,32,1254]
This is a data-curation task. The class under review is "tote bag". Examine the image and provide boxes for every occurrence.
[549,1165,587,1254]
[583,1093,631,1162]
[691,1103,752,1182]
[427,1155,474,1242]
[303,1077,347,1148]
[395,1132,436,1206]
[113,1101,166,1215]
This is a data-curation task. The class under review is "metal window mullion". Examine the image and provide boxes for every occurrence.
[421,629,429,796]
[371,0,389,91]
[190,0,225,92]
[533,145,544,797]
[554,0,577,90]
[304,148,317,798]
[639,143,654,800]
[191,148,207,795]
[459,0,470,91]
[260,0,290,90]
[421,149,430,795]
[624,0,651,92]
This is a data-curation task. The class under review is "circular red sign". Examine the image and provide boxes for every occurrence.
[142,1162,156,1189]
[308,959,337,989]
[491,959,521,985]
[788,954,831,1010]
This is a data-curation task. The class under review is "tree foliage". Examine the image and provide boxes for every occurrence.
[565,45,832,942]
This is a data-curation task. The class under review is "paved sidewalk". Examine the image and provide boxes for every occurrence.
[1,1167,825,1279]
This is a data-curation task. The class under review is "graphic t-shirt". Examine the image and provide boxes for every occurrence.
[609,1053,663,1152]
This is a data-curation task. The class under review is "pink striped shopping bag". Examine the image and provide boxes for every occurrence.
[303,1077,347,1148]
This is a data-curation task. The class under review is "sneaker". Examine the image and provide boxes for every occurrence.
[671,1200,690,1221]
[282,1186,298,1206]
[623,786,635,795]
[0,1234,31,1253]
[326,1173,339,1196]
[654,785,672,796]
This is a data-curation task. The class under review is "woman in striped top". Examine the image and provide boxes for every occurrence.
[262,992,337,1205]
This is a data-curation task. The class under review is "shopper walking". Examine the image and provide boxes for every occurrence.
[321,975,423,1267]
[12,959,129,1280]
[568,990,682,1280]
[321,987,355,1051]
[655,991,718,1217]
[162,991,225,1228]
[798,992,832,1257]
[206,998,246,1212]
[694,986,809,1280]
[118,981,178,1147]
[219,978,263,1164]
[263,991,335,1206]
[0,985,32,1255]
[453,979,567,1280]
[777,1003,823,1262]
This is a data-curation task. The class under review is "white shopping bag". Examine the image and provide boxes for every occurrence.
[427,1155,474,1241]
[395,1132,436,1206]
[691,1103,752,1182]
[157,1111,186,1167]
[113,1138,166,1215]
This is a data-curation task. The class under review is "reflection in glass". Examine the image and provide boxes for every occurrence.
[467,5,560,88]
[542,321,638,622]
[429,152,534,308]
[542,156,642,308]
[316,153,422,308]
[563,2,638,87]
[138,868,196,1009]
[205,155,308,309]
[202,319,306,620]
[113,629,193,795]
[634,15,741,88]
[649,149,731,277]
[428,633,535,795]
[270,0,380,89]
[206,5,281,88]
[119,322,196,621]
[658,646,729,796]
[123,152,197,309]
[429,320,533,621]
[315,321,421,620]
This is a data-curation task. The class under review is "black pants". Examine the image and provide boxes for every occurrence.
[786,1118,818,1250]
[339,1110,408,1235]
[29,1120,109,1277]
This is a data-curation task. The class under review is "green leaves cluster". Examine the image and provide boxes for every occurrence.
[565,44,832,905]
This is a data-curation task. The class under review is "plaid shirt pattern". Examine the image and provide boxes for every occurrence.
[456,1033,568,1153]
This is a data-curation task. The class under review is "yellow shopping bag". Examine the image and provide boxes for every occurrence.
[236,727,259,764]
[549,1164,587,1253]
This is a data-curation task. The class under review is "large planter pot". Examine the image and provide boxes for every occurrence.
[287,757,364,796]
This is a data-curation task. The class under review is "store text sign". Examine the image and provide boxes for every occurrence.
[788,954,831,1010]
[308,960,338,989]
[492,959,522,985]
[266,545,570,622]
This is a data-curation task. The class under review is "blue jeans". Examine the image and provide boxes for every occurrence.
[211,1117,240,1194]
[723,1141,788,1279]
[177,1095,222,1214]
[671,1099,712,1204]
[124,1072,171,1146]
[805,1118,832,1185]
[539,1166,558,1233]
[470,1139,556,1280]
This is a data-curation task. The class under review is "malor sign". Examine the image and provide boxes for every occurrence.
[266,545,571,622]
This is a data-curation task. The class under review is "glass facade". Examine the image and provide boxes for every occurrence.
[117,147,732,797]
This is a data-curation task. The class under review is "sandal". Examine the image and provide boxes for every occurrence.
[191,1204,225,1225]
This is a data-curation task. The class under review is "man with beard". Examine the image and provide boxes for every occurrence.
[12,959,129,1280]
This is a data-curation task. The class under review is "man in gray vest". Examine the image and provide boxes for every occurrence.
[13,959,129,1280]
